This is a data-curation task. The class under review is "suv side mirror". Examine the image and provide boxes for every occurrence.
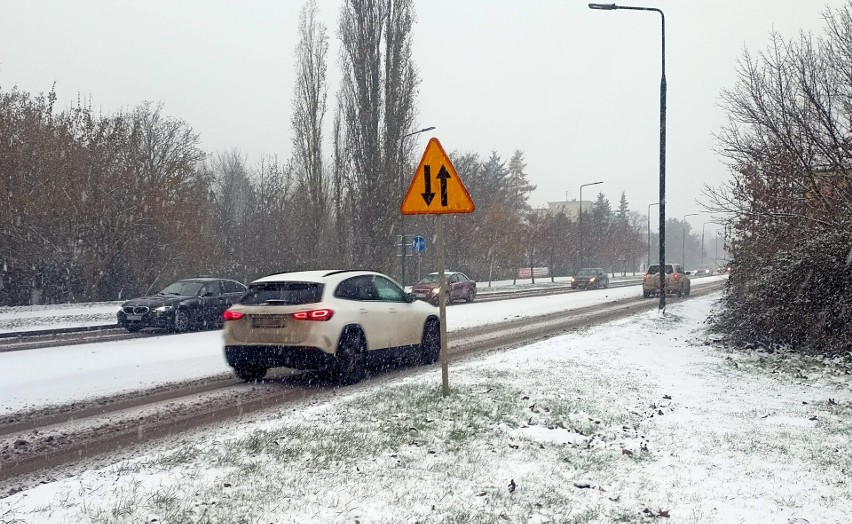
[403,292,416,303]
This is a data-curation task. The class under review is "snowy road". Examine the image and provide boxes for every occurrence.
[0,277,726,414]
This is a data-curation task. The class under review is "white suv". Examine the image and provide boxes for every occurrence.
[222,270,440,383]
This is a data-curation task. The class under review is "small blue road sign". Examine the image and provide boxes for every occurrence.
[412,235,426,253]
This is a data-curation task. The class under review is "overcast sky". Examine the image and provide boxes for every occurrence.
[1,0,846,230]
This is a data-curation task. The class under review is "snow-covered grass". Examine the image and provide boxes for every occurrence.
[3,291,850,523]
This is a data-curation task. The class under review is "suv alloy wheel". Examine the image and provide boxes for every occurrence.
[420,319,440,364]
[335,328,366,384]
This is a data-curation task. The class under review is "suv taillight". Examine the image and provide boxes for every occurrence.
[223,310,243,321]
[643,274,648,282]
[292,309,334,321]
[673,273,679,280]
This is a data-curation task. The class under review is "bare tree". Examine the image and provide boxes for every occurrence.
[208,150,254,275]
[292,0,330,267]
[330,101,353,268]
[339,0,419,270]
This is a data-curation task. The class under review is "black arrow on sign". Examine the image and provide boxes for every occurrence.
[437,166,451,206]
[421,165,435,205]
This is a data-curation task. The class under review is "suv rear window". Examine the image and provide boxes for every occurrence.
[647,265,674,275]
[239,282,324,305]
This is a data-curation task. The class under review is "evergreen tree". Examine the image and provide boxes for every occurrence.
[587,192,612,269]
[506,150,536,210]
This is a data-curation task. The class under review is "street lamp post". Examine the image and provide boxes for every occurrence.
[398,126,435,286]
[701,222,723,268]
[716,229,724,267]
[647,202,659,269]
[681,213,698,269]
[589,2,667,310]
[578,181,604,270]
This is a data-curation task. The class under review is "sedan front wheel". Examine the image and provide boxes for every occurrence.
[174,309,191,333]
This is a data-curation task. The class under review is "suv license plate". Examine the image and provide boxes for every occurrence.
[251,315,288,329]
[126,314,142,321]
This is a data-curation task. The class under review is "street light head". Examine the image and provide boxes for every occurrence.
[589,3,618,10]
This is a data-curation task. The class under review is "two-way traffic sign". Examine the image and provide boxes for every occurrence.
[401,138,475,215]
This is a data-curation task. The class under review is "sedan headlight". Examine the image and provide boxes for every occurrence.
[154,305,174,313]
[589,278,596,283]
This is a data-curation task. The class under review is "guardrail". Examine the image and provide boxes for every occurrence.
[0,324,120,339]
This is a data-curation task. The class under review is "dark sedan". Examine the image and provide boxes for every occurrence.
[411,271,476,306]
[571,268,609,290]
[117,278,247,333]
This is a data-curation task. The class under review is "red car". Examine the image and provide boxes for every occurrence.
[411,272,477,306]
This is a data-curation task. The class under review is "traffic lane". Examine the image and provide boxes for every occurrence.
[445,275,726,332]
[0,276,727,413]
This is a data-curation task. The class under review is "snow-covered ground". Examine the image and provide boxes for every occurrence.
[0,302,122,334]
[0,277,708,415]
[3,289,850,522]
[0,274,643,334]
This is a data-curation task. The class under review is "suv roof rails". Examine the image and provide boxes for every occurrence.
[322,269,378,277]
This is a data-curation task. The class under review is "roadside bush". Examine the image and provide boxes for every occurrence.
[715,218,852,356]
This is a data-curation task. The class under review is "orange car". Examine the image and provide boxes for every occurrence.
[642,264,691,298]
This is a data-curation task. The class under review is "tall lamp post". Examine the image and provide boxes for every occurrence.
[716,229,724,267]
[578,181,604,270]
[681,213,698,268]
[589,2,667,310]
[398,126,435,286]
[647,202,659,269]
[701,222,723,268]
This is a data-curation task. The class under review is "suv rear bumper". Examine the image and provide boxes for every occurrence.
[642,284,682,295]
[225,345,337,371]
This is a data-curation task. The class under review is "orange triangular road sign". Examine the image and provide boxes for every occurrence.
[401,138,475,215]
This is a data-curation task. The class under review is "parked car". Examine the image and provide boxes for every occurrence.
[117,277,247,333]
[642,264,691,298]
[411,271,477,306]
[571,268,609,290]
[222,270,440,383]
